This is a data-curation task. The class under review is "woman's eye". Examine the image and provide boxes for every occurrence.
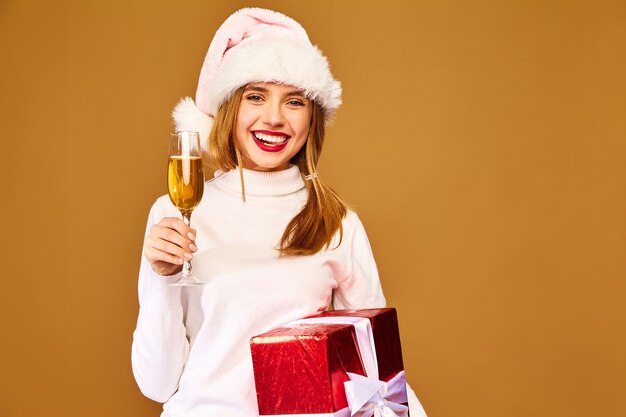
[246,94,263,102]
[287,99,305,106]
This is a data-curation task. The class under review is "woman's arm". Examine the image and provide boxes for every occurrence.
[332,211,386,310]
[131,200,190,402]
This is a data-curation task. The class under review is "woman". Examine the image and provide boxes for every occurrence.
[132,7,426,417]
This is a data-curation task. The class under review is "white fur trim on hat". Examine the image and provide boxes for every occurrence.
[172,97,214,151]
[206,36,342,122]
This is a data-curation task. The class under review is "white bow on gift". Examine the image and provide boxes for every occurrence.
[287,316,409,417]
[344,371,409,417]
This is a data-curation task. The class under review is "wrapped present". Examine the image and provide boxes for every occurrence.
[250,308,409,417]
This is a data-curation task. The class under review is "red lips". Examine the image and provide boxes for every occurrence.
[251,130,291,153]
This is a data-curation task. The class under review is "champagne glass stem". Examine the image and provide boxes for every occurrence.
[181,211,193,277]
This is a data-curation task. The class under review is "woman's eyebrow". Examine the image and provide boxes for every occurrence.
[244,85,269,93]
[285,90,306,97]
[244,85,306,98]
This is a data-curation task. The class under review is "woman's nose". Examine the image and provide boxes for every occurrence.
[262,102,285,126]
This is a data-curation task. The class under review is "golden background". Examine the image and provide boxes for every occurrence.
[1,0,624,416]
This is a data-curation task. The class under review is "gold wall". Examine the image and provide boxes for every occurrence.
[1,1,624,416]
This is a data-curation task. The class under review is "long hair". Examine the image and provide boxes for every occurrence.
[207,86,348,256]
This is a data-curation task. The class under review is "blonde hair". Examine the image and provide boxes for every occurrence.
[207,86,348,256]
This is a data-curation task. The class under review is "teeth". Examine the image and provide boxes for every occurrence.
[254,132,289,144]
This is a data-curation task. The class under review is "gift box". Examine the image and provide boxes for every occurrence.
[250,308,409,416]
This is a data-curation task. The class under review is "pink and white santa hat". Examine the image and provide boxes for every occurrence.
[172,7,342,148]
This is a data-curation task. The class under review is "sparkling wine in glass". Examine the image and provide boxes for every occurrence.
[167,131,205,286]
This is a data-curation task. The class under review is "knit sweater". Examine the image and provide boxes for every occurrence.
[131,166,422,417]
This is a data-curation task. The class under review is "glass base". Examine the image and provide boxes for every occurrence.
[168,273,205,287]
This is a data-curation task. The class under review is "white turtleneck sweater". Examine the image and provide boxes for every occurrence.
[131,166,426,417]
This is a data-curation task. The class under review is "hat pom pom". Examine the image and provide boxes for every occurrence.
[172,97,214,151]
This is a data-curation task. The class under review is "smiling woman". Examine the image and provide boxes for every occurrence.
[235,82,313,171]
[132,7,427,417]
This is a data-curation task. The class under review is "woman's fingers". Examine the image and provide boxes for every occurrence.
[150,219,197,252]
[143,245,183,276]
[151,226,193,252]
[144,241,184,265]
[143,217,198,274]
[158,217,197,241]
[146,235,193,262]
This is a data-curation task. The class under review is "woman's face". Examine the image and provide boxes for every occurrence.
[234,82,313,172]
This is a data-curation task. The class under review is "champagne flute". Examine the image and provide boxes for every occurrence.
[167,131,205,286]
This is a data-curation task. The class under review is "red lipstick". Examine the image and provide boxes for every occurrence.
[251,131,290,153]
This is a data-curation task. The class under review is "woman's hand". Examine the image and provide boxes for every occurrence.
[143,217,197,276]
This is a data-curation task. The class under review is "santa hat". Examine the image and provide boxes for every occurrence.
[172,7,342,148]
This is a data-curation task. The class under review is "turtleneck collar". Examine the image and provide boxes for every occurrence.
[213,165,306,197]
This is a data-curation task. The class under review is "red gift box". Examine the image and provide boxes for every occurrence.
[250,308,409,416]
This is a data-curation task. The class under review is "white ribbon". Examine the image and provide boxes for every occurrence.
[286,316,408,417]
[344,371,408,417]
